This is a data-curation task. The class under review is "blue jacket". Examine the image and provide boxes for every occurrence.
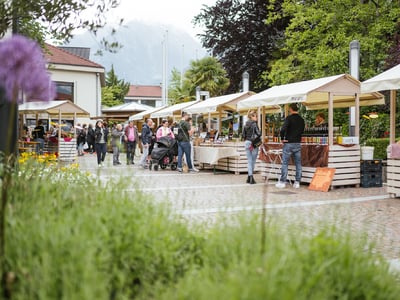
[141,123,153,145]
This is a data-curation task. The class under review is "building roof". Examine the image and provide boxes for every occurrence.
[59,46,91,60]
[45,44,103,69]
[127,85,162,98]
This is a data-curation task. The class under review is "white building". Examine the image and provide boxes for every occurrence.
[45,44,105,123]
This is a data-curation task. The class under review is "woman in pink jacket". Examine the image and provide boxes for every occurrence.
[156,119,175,141]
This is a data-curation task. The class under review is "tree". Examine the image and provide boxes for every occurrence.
[265,0,400,85]
[102,65,130,107]
[168,68,195,105]
[0,0,122,49]
[171,56,229,102]
[193,0,289,93]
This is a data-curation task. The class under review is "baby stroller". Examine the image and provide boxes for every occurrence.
[149,136,178,171]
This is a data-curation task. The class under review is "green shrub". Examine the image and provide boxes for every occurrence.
[3,162,400,299]
[4,162,204,299]
[146,219,400,300]
[365,137,400,159]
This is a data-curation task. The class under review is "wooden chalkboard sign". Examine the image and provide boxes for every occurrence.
[308,167,336,192]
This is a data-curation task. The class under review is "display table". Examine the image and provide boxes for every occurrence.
[259,143,361,188]
[193,141,263,174]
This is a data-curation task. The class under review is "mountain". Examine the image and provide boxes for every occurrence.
[66,20,208,85]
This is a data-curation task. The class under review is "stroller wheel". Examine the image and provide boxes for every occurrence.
[160,164,167,169]
[154,164,159,171]
[171,164,177,171]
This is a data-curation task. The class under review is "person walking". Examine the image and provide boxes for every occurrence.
[111,123,124,165]
[124,121,139,165]
[77,124,87,156]
[242,110,261,184]
[94,119,109,167]
[176,112,198,173]
[276,103,305,189]
[139,118,153,169]
[33,120,45,154]
[87,123,95,154]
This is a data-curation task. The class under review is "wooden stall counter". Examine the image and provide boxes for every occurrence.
[259,142,361,188]
[193,141,263,174]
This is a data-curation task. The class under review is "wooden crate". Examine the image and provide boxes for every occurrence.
[59,139,77,162]
[387,159,400,197]
[260,144,361,187]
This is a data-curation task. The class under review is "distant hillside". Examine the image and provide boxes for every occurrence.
[66,20,208,85]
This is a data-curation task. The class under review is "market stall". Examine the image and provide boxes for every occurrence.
[19,100,90,162]
[238,74,384,187]
[182,92,258,174]
[361,64,400,196]
[150,100,199,121]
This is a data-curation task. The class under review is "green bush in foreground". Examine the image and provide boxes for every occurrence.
[2,162,400,299]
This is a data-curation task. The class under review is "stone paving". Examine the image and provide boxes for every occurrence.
[77,153,400,268]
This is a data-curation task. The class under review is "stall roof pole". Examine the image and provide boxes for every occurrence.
[390,90,397,144]
[355,93,360,138]
[58,109,61,164]
[328,92,334,146]
[261,106,265,142]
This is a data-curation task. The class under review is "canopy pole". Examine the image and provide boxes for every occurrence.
[208,112,211,133]
[58,109,61,164]
[390,90,397,144]
[328,92,334,146]
[261,106,265,142]
[218,110,222,133]
[355,93,360,138]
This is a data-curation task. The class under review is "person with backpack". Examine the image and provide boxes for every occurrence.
[77,124,87,156]
[139,118,153,169]
[176,112,198,173]
[86,123,95,154]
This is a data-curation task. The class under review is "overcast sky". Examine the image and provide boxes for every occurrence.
[106,0,217,39]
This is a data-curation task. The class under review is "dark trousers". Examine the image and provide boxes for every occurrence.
[126,140,136,163]
[95,143,107,164]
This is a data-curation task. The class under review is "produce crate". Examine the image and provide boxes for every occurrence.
[360,160,382,173]
[360,172,383,188]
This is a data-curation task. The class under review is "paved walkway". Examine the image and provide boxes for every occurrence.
[77,153,400,269]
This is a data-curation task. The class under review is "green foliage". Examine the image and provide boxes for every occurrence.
[3,163,400,299]
[194,0,289,92]
[142,219,400,300]
[364,137,397,160]
[102,65,130,107]
[169,56,230,103]
[266,0,400,85]
[360,113,390,144]
[4,163,203,299]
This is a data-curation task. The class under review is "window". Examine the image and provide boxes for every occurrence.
[55,81,74,101]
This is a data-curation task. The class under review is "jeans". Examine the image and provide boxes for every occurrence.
[35,138,44,154]
[245,140,258,176]
[112,146,120,164]
[177,141,193,169]
[280,143,302,183]
[95,143,107,164]
[139,143,149,166]
[126,141,136,163]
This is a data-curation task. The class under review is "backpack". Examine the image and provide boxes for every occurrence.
[175,122,187,142]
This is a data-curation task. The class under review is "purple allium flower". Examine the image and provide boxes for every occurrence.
[0,35,55,103]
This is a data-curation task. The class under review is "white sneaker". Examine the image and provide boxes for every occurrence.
[189,168,199,173]
[275,181,286,188]
[293,181,300,189]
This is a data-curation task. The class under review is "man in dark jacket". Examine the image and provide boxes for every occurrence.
[176,112,198,173]
[139,118,153,168]
[276,103,305,189]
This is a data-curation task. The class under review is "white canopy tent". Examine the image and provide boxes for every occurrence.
[19,100,90,117]
[361,64,400,144]
[150,100,199,119]
[129,105,167,121]
[238,74,384,110]
[237,74,384,145]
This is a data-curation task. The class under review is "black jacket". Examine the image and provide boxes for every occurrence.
[280,113,305,143]
[242,120,261,141]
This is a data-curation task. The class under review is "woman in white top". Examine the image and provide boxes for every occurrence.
[156,119,175,141]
